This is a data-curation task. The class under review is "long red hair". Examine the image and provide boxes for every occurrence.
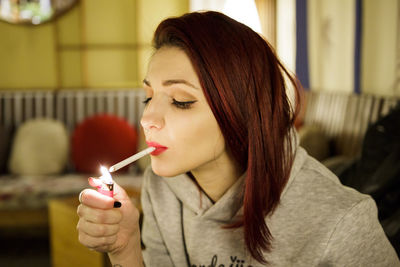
[153,11,300,264]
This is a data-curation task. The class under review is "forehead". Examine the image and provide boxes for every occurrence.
[146,47,200,84]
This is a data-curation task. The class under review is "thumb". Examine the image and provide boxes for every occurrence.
[111,181,131,203]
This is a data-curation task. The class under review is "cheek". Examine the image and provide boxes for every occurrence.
[152,110,224,176]
[173,111,222,153]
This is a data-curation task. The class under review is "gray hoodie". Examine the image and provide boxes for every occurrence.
[141,147,399,266]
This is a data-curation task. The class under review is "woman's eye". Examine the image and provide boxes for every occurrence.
[172,99,197,109]
[142,97,196,109]
[142,97,152,105]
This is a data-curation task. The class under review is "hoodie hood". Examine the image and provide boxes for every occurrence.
[163,146,307,222]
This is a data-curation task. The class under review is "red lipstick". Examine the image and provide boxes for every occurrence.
[146,141,168,156]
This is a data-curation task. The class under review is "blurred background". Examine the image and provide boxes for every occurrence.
[0,0,399,266]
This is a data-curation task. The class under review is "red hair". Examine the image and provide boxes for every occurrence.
[153,11,300,264]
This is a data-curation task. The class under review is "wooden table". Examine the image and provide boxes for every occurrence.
[49,187,141,267]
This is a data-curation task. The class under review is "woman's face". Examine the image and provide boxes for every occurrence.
[141,46,231,177]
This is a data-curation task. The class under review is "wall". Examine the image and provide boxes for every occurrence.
[0,0,189,90]
[308,0,355,93]
[361,0,399,96]
[276,0,400,97]
[0,20,58,89]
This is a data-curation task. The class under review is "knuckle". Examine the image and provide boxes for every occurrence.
[102,235,117,245]
[77,219,91,234]
[110,235,118,244]
[95,225,106,236]
[110,212,122,224]
[78,233,86,245]
[76,205,83,217]
[111,224,120,235]
[116,210,123,221]
[94,211,105,223]
[77,204,91,219]
[76,220,81,231]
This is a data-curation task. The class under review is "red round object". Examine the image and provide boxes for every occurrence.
[71,114,138,174]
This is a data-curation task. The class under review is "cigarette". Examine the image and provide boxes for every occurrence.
[108,147,156,172]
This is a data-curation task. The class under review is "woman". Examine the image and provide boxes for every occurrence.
[77,11,399,266]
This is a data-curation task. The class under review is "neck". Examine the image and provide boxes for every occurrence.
[191,154,243,202]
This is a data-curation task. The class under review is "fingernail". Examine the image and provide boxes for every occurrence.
[113,201,122,208]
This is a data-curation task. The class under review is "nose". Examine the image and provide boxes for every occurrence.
[140,99,165,133]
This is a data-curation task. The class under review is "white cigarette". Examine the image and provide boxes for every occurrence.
[108,147,156,172]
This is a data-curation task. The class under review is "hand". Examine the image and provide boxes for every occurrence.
[77,178,141,255]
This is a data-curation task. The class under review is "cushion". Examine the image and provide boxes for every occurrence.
[8,119,69,176]
[71,114,138,174]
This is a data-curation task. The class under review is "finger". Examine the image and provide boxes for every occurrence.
[79,188,115,209]
[78,230,117,249]
[77,219,119,237]
[77,204,122,224]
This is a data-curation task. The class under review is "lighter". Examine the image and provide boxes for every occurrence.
[91,147,155,197]
[96,166,114,197]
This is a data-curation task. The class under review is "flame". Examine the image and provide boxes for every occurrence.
[100,166,113,184]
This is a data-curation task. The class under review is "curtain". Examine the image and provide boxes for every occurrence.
[361,0,399,96]
[396,1,400,95]
[293,0,399,96]
[255,0,277,48]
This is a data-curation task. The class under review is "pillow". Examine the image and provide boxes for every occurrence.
[71,114,138,174]
[8,118,69,176]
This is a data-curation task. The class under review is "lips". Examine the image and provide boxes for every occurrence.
[146,141,168,156]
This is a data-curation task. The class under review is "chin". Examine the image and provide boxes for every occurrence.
[151,162,185,178]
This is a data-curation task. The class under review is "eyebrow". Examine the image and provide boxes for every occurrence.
[143,79,199,90]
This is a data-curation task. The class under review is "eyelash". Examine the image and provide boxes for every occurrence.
[142,97,151,105]
[142,98,196,110]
